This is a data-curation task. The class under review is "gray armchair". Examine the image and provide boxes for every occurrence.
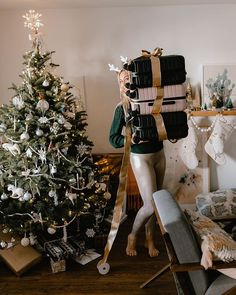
[141,189,236,295]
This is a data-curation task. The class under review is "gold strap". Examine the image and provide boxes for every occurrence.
[97,125,131,268]
[152,113,168,140]
[150,56,161,87]
[151,86,168,141]
[152,87,164,114]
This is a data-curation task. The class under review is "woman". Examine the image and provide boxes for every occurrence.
[109,69,166,257]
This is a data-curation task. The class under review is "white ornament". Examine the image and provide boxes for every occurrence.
[32,165,41,174]
[49,190,58,206]
[86,228,96,238]
[20,132,30,141]
[77,143,88,156]
[65,191,77,205]
[57,115,65,124]
[42,80,49,87]
[64,121,72,130]
[12,96,24,110]
[47,227,56,235]
[0,241,7,249]
[1,193,8,200]
[38,116,48,124]
[36,128,43,136]
[29,233,37,245]
[50,164,57,175]
[50,122,59,134]
[38,146,47,163]
[0,123,6,133]
[36,99,49,112]
[7,185,24,198]
[25,113,33,121]
[23,192,32,201]
[26,148,32,158]
[21,237,30,247]
[21,169,31,177]
[61,147,68,155]
[2,143,21,156]
[15,187,24,197]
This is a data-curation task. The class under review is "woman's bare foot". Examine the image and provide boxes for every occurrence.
[126,234,137,256]
[145,235,159,257]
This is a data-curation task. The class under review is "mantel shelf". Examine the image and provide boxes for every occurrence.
[190,110,236,116]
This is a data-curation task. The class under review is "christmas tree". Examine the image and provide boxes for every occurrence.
[0,10,110,246]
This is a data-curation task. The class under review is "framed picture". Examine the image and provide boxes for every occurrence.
[202,64,236,108]
[163,131,210,205]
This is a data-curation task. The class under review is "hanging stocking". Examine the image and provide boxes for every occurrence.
[205,116,234,165]
[179,119,198,169]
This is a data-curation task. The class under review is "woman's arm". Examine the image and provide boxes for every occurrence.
[109,104,126,148]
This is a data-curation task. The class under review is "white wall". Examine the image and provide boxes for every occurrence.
[0,5,235,190]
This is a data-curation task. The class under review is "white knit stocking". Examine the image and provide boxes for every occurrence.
[205,116,234,165]
[179,119,198,169]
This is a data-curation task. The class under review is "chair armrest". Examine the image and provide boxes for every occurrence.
[171,260,236,273]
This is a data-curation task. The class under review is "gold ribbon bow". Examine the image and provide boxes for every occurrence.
[141,47,167,140]
[141,47,163,57]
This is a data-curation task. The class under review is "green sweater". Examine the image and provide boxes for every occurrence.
[109,104,163,154]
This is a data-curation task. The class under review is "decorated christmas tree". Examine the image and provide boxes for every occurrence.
[0,10,110,246]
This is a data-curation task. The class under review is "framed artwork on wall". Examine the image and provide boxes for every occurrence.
[201,64,236,109]
[163,131,210,205]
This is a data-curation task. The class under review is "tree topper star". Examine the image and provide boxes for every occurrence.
[23,10,43,34]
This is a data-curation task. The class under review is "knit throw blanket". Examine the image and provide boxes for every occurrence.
[185,209,236,270]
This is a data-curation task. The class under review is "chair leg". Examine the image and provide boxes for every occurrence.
[140,262,171,289]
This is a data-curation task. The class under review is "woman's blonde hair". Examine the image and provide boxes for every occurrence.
[117,69,130,118]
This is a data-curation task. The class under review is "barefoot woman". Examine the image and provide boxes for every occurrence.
[109,69,166,257]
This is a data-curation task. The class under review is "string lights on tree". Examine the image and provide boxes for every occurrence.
[0,10,110,248]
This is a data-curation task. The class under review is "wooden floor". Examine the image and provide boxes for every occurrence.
[0,213,177,295]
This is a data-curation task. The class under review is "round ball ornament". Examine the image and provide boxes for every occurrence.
[21,237,30,247]
[61,83,70,92]
[47,227,56,235]
[20,132,30,141]
[36,99,49,112]
[1,193,8,200]
[23,192,32,201]
[36,128,44,136]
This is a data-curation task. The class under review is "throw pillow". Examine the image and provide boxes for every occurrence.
[196,189,236,218]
